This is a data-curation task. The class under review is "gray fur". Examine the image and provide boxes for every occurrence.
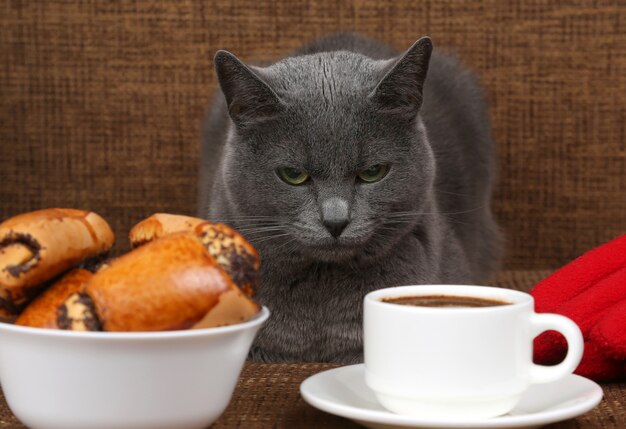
[198,32,502,363]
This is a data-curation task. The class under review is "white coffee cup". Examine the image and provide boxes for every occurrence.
[363,285,584,419]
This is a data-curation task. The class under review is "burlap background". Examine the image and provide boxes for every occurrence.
[1,0,625,268]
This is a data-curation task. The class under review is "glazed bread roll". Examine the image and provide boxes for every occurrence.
[129,213,207,248]
[0,209,114,319]
[58,232,260,332]
[15,269,93,329]
[130,214,260,297]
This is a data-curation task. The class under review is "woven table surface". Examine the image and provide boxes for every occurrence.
[0,271,623,428]
[0,364,623,429]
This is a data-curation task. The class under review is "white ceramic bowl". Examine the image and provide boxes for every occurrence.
[0,306,269,429]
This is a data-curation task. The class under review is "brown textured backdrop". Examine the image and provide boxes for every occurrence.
[1,0,625,268]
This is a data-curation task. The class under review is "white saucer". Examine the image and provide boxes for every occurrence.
[300,364,603,429]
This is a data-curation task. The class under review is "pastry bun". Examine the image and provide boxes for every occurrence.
[0,209,114,320]
[57,232,260,332]
[130,214,260,297]
[15,269,92,329]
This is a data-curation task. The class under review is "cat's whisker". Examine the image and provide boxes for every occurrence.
[241,234,286,240]
[386,211,426,218]
[216,222,283,228]
[383,219,418,225]
[386,216,469,228]
[236,226,287,233]
[250,230,290,238]
[384,204,489,220]
[378,213,420,221]
[216,224,284,233]
[435,190,471,197]
[210,215,277,220]
[385,215,472,228]
[252,233,293,245]
[210,216,283,224]
[385,213,422,219]
[292,222,319,232]
[270,237,299,253]
[438,214,471,226]
[438,204,488,216]
[383,219,414,224]
[376,226,403,232]
[229,223,285,228]
[373,228,399,237]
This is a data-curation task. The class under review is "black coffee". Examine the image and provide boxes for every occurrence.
[382,295,511,308]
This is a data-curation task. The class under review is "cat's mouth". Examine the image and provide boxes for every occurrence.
[301,236,367,262]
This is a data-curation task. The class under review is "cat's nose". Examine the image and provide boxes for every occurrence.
[321,197,350,238]
[324,219,349,238]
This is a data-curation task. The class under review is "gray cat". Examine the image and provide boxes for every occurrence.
[198,33,502,363]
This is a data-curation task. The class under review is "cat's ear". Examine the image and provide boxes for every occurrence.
[214,50,284,127]
[369,37,433,119]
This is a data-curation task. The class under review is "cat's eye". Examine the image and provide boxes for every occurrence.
[357,164,389,183]
[277,167,310,185]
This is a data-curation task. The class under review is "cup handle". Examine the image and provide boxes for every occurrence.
[529,313,584,384]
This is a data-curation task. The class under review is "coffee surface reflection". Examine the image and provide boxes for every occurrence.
[382,295,511,308]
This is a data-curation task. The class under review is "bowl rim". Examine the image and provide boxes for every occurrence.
[0,306,270,340]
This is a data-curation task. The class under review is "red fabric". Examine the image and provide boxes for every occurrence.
[531,234,626,381]
[591,300,626,359]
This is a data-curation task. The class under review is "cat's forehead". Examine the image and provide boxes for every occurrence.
[253,52,407,174]
[259,51,391,137]
[263,52,385,100]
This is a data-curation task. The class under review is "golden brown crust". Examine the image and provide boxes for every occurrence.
[129,213,206,248]
[81,232,258,332]
[0,209,115,317]
[15,269,92,329]
[129,213,260,297]
[191,286,261,329]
